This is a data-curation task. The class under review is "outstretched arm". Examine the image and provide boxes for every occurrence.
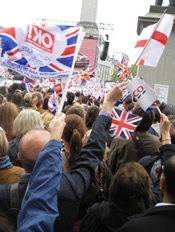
[17,113,66,232]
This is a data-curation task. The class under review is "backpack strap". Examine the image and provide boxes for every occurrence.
[10,182,20,209]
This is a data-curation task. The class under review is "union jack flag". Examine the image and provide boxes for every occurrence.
[109,108,142,139]
[117,56,130,80]
[91,81,103,100]
[71,64,95,86]
[21,76,36,92]
[48,89,59,114]
[0,25,83,79]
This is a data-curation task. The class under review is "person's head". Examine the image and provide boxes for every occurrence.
[11,91,23,107]
[42,94,51,110]
[0,93,4,104]
[32,91,44,107]
[85,105,100,129]
[13,109,44,139]
[0,102,19,141]
[18,129,50,173]
[82,95,89,104]
[0,127,8,156]
[41,111,54,131]
[122,97,133,111]
[109,162,152,216]
[160,156,175,203]
[66,104,85,120]
[62,114,86,170]
[67,91,75,105]
[0,86,8,97]
[23,92,33,106]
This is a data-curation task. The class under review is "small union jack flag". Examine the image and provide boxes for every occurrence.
[48,89,59,115]
[21,76,36,92]
[117,56,130,80]
[109,108,142,139]
[71,64,95,86]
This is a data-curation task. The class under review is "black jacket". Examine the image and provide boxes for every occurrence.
[116,205,175,232]
[0,115,112,232]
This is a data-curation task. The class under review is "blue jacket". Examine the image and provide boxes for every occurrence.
[17,140,62,232]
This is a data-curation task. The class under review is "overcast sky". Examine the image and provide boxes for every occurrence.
[0,0,169,60]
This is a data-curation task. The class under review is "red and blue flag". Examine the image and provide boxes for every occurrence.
[48,89,59,114]
[21,76,36,92]
[0,24,83,79]
[109,108,142,139]
[117,56,130,80]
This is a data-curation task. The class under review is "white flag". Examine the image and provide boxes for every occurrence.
[132,14,174,67]
[128,76,157,111]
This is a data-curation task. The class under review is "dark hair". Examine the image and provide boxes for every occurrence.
[0,216,15,232]
[85,105,100,129]
[135,110,155,132]
[67,91,75,105]
[163,155,175,203]
[109,162,152,216]
[11,91,23,107]
[0,86,8,96]
[42,94,50,110]
[123,96,132,105]
[0,93,4,104]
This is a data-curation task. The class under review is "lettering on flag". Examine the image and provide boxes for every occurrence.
[109,108,142,139]
[128,76,157,111]
[0,25,83,79]
[53,81,62,93]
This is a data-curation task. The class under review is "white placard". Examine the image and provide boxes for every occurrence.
[154,84,169,104]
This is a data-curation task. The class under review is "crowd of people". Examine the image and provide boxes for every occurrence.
[0,80,175,232]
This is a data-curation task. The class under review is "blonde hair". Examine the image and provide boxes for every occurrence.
[13,109,44,138]
[0,127,8,156]
[41,111,54,131]
[24,92,33,105]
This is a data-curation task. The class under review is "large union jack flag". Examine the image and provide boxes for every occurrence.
[0,25,83,79]
[109,108,142,139]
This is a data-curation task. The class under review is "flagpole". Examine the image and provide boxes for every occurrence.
[58,26,84,113]
[129,9,167,75]
[58,71,72,113]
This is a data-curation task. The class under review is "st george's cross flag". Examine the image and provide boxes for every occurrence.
[0,24,83,79]
[109,108,142,139]
[132,14,174,67]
